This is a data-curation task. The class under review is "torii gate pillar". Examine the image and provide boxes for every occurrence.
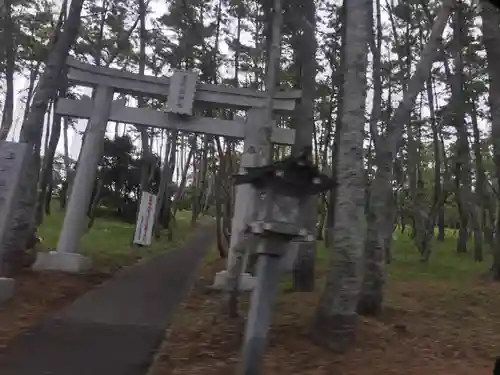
[33,85,114,272]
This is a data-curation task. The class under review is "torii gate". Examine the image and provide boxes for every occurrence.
[32,58,300,273]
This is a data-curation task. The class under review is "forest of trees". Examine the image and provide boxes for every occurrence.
[1,0,500,350]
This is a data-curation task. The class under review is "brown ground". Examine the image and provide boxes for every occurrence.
[149,259,500,375]
[0,270,108,348]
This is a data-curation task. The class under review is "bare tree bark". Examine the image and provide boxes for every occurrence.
[154,131,178,237]
[36,93,65,225]
[450,2,480,257]
[192,135,210,225]
[325,1,346,249]
[480,0,500,278]
[135,0,154,226]
[312,0,370,351]
[427,76,445,242]
[0,0,16,141]
[291,0,318,292]
[358,0,454,315]
[22,61,42,124]
[471,98,492,250]
[15,0,84,248]
[168,143,195,236]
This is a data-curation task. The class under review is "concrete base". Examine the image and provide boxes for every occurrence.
[211,247,298,291]
[211,271,257,291]
[0,277,15,303]
[32,251,91,273]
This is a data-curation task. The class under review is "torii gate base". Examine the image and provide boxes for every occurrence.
[33,252,91,273]
[212,271,256,291]
[211,245,298,291]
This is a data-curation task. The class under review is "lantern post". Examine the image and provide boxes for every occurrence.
[234,147,334,375]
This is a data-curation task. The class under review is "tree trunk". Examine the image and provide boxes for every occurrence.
[428,76,445,244]
[403,22,430,260]
[36,103,64,225]
[23,62,42,124]
[0,0,15,141]
[451,2,474,255]
[325,1,346,249]
[291,0,318,292]
[358,0,454,315]
[471,99,491,250]
[87,176,104,230]
[214,141,228,258]
[16,0,84,251]
[192,135,209,225]
[135,0,154,227]
[480,0,500,278]
[154,131,178,237]
[60,117,72,209]
[311,0,369,351]
[168,143,195,238]
[45,103,53,153]
[222,142,233,245]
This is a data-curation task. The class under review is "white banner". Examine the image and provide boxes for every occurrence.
[133,192,157,246]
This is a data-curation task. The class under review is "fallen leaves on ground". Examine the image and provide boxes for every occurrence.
[149,260,499,375]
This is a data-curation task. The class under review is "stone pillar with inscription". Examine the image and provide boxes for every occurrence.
[0,141,31,302]
[33,85,115,272]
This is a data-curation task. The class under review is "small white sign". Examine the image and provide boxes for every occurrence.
[133,192,157,246]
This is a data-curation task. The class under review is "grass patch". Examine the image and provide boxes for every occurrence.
[37,207,205,273]
[314,228,491,283]
[389,230,490,282]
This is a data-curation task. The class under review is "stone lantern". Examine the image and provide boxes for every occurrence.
[235,147,334,375]
[234,146,333,245]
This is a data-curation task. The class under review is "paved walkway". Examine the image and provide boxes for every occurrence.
[0,223,215,375]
